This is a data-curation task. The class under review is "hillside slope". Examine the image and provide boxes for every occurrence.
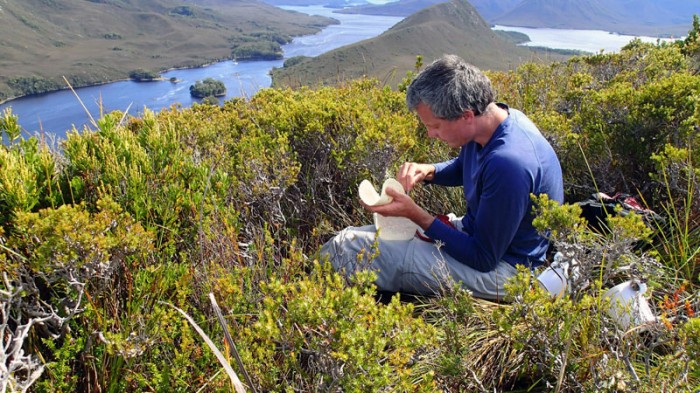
[338,0,519,20]
[271,0,568,88]
[0,0,334,101]
[334,0,448,17]
[493,0,698,36]
[493,0,621,30]
[465,0,522,21]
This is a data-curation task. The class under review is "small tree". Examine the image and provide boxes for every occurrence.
[128,69,159,81]
[189,78,226,98]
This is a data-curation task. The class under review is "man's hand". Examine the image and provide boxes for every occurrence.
[362,188,435,230]
[397,162,435,192]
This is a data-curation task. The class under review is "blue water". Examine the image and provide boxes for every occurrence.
[2,6,674,143]
[493,25,682,53]
[0,6,403,142]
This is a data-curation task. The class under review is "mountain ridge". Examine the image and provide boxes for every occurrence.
[494,0,624,31]
[271,0,569,88]
[492,0,696,36]
[333,0,448,17]
[336,0,698,36]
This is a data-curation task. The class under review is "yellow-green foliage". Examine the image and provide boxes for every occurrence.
[1,36,700,392]
[531,193,658,292]
[490,39,700,202]
[531,193,588,241]
[245,82,419,208]
[0,144,40,213]
[497,271,606,391]
[9,197,152,273]
[243,264,437,391]
[495,270,696,392]
[649,145,700,283]
[680,317,700,373]
[0,137,63,225]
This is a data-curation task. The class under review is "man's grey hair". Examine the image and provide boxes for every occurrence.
[406,54,495,120]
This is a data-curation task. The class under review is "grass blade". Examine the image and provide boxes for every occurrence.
[161,301,246,393]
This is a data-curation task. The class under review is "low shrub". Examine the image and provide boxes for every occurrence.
[1,36,699,391]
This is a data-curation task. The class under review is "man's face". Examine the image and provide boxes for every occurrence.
[415,102,470,148]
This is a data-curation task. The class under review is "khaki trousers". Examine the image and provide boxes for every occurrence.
[320,215,518,301]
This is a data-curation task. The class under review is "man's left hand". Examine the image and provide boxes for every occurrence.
[362,188,435,230]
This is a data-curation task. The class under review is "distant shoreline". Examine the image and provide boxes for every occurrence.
[0,58,245,107]
[0,52,291,107]
[492,24,684,54]
[494,24,682,40]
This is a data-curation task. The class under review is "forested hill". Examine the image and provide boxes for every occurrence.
[0,0,334,101]
[271,0,569,88]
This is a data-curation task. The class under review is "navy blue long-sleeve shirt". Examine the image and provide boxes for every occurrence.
[423,106,564,272]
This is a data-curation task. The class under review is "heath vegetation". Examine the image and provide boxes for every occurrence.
[1,18,700,393]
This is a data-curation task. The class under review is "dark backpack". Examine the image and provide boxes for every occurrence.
[577,192,665,239]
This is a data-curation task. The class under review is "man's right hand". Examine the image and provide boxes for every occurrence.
[397,162,435,192]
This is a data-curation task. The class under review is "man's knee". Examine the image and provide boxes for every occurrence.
[320,226,372,274]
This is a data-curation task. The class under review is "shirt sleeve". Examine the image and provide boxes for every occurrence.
[423,155,532,272]
[429,156,463,186]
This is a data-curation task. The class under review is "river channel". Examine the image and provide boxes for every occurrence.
[1,6,680,142]
[0,6,403,141]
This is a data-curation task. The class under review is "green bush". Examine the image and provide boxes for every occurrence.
[189,78,226,98]
[231,42,283,60]
[200,95,220,105]
[283,55,309,67]
[490,39,699,204]
[1,36,699,392]
[128,69,159,81]
[0,125,65,227]
[7,75,61,97]
[243,264,437,391]
[250,31,292,45]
